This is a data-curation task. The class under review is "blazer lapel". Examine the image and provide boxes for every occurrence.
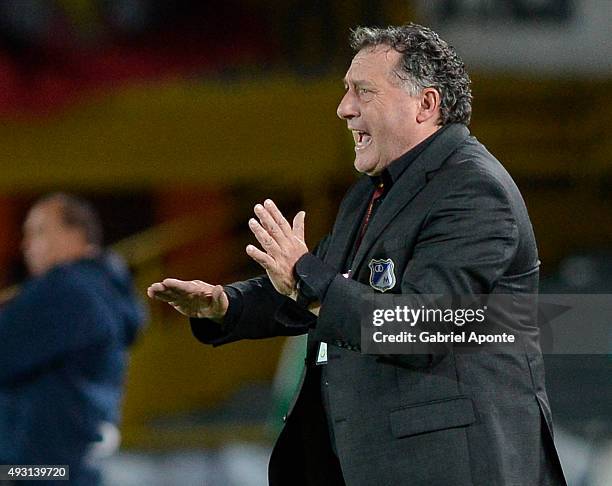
[350,124,471,275]
[323,176,372,271]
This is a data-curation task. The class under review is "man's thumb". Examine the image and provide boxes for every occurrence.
[293,211,306,241]
[211,285,229,315]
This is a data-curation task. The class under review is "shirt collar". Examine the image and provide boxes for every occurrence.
[369,124,450,188]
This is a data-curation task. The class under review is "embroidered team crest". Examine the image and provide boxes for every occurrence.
[368,258,396,292]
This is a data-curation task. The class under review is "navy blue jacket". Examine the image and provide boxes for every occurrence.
[0,254,145,465]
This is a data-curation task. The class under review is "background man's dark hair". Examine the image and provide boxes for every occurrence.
[37,192,103,248]
[350,23,472,126]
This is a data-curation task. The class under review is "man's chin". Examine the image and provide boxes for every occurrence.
[27,267,43,277]
[25,261,47,277]
[354,156,381,176]
[354,156,373,174]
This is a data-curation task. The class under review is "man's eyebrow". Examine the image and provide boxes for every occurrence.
[342,78,373,88]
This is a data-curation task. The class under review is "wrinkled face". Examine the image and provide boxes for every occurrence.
[337,46,422,175]
[22,200,87,276]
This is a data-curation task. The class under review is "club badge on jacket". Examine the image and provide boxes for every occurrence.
[368,258,396,292]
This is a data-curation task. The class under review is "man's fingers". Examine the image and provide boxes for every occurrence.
[292,211,306,242]
[147,282,166,299]
[263,199,293,238]
[164,278,216,295]
[146,278,228,319]
[162,278,204,291]
[249,218,281,254]
[246,244,275,269]
[147,282,187,302]
[253,203,287,245]
[147,278,214,301]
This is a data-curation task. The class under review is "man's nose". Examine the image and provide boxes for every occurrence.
[337,91,359,120]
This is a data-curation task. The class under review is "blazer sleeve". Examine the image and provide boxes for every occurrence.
[309,169,519,368]
[191,235,332,346]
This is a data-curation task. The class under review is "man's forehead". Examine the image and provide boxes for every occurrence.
[25,200,63,227]
[345,45,400,80]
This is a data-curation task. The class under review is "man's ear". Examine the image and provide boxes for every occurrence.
[416,88,441,124]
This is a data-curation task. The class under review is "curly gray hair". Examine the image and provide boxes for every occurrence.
[350,23,472,126]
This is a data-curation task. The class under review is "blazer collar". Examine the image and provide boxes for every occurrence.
[350,123,471,274]
[386,124,449,184]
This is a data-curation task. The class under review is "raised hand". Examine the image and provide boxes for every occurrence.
[246,199,308,297]
[147,278,228,321]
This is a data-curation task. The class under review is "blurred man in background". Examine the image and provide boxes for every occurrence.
[0,193,145,485]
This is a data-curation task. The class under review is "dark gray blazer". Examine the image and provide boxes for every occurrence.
[192,124,567,485]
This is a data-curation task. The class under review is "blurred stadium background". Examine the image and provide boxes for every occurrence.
[0,1,611,484]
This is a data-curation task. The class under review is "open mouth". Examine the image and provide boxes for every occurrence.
[352,130,372,151]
